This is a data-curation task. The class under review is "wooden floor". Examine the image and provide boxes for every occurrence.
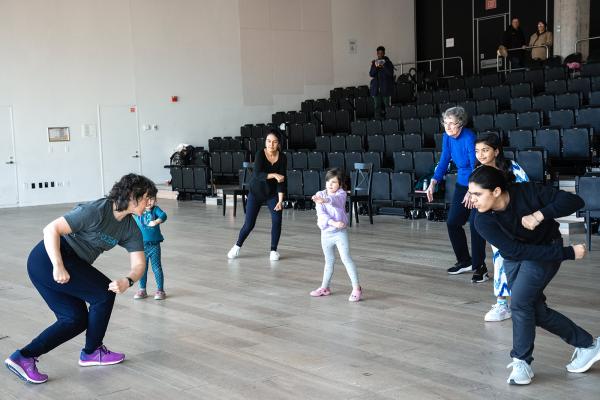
[1,199,600,399]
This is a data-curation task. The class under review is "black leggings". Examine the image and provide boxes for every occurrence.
[20,239,115,357]
[236,193,282,251]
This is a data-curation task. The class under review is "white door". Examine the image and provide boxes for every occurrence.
[98,105,142,194]
[0,106,19,207]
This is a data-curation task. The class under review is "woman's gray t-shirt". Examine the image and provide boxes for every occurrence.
[62,198,143,264]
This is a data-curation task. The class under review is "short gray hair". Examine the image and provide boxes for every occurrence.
[441,106,468,127]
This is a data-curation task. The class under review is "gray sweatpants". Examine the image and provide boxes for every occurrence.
[320,229,359,288]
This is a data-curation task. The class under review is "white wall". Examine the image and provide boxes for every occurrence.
[0,0,414,207]
[332,0,415,87]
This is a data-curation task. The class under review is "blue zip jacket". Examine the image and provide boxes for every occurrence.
[133,205,167,243]
[433,127,477,186]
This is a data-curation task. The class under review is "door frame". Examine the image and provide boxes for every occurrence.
[0,105,20,207]
[474,13,508,74]
[96,104,143,195]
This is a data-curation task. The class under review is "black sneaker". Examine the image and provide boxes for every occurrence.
[447,261,472,275]
[472,264,490,283]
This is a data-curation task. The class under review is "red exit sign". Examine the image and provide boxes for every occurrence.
[486,0,497,10]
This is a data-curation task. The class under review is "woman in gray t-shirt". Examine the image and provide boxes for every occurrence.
[4,174,157,384]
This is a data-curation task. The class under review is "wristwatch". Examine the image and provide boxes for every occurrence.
[126,277,134,287]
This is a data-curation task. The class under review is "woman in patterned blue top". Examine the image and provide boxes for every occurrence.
[475,133,529,322]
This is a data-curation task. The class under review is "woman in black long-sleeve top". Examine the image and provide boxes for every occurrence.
[468,166,599,385]
[228,130,287,261]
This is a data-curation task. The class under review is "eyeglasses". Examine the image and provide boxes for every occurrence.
[442,121,461,128]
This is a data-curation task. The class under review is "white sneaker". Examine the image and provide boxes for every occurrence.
[506,358,534,385]
[227,245,241,259]
[269,250,280,261]
[566,337,600,373]
[484,303,512,322]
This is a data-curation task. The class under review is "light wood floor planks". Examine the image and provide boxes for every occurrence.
[1,199,599,399]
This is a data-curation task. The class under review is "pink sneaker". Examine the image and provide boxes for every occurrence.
[310,287,331,297]
[79,345,125,366]
[133,289,147,299]
[348,287,362,302]
[154,290,166,300]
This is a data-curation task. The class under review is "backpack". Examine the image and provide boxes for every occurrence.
[169,145,195,166]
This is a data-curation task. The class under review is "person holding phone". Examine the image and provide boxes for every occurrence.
[369,45,394,118]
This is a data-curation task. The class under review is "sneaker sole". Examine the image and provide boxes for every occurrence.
[78,358,125,367]
[508,377,531,385]
[472,276,490,283]
[566,350,600,373]
[484,313,511,322]
[4,359,47,384]
[447,266,472,275]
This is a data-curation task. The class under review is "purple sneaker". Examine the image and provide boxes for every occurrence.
[79,345,125,367]
[4,350,48,384]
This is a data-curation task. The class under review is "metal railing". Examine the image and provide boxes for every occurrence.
[496,44,549,73]
[394,56,464,77]
[576,36,600,57]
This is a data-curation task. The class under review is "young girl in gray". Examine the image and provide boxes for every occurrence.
[310,169,362,302]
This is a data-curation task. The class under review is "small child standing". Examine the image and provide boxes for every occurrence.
[133,197,167,300]
[310,168,362,302]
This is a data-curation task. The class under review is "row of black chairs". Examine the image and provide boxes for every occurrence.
[329,85,370,100]
[208,136,553,188]
[305,92,600,135]
[415,77,598,106]
[500,127,592,160]
[446,64,600,91]
[302,67,600,120]
[473,80,597,106]
[314,133,425,153]
[168,166,212,199]
[240,123,279,139]
[292,106,600,142]
[283,146,549,184]
[472,108,600,133]
[283,149,439,182]
[210,151,249,179]
[509,92,600,113]
[209,136,245,152]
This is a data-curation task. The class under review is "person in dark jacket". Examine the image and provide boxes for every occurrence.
[469,165,600,386]
[502,17,527,68]
[228,130,287,261]
[369,46,395,118]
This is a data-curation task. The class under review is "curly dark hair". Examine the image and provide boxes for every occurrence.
[107,174,157,211]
